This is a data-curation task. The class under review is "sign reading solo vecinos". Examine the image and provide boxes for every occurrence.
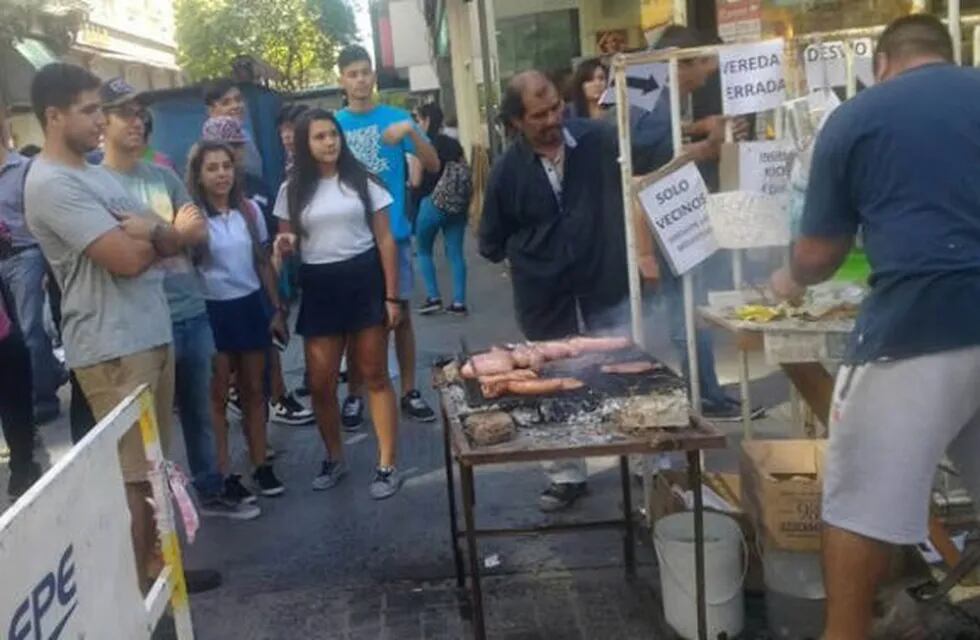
[719,39,787,116]
[637,162,719,276]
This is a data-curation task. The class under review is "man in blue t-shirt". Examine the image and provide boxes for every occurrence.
[770,15,980,638]
[334,45,441,427]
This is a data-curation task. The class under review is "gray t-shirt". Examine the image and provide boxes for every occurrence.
[24,156,172,368]
[103,162,207,323]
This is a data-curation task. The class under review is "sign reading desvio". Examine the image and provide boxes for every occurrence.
[7,545,78,640]
[638,161,718,276]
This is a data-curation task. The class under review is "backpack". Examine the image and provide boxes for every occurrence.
[430,160,473,216]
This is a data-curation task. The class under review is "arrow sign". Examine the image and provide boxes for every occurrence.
[626,74,660,94]
[600,62,669,113]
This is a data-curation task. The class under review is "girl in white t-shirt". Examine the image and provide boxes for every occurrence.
[273,109,404,500]
[187,141,287,499]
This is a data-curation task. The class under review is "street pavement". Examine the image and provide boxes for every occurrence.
[1,241,875,639]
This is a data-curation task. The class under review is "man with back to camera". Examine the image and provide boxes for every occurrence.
[334,44,441,426]
[24,63,204,590]
[0,108,67,424]
[768,15,980,638]
[479,71,631,511]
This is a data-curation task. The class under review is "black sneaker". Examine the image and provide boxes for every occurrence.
[8,461,42,498]
[185,568,222,594]
[419,297,443,315]
[270,392,315,426]
[224,474,257,505]
[538,482,588,512]
[199,494,261,520]
[401,390,436,422]
[252,464,285,497]
[341,395,364,431]
[446,303,468,317]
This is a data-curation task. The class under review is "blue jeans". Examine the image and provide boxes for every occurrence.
[416,197,467,304]
[0,247,65,413]
[659,262,729,406]
[172,313,224,498]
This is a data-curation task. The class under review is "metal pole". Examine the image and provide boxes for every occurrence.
[974,26,980,67]
[687,449,708,640]
[844,38,857,99]
[950,0,963,65]
[475,0,500,156]
[614,56,646,350]
[669,57,702,415]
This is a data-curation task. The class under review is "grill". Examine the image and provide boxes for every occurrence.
[447,341,690,435]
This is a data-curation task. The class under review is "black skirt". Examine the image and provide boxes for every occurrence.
[205,290,272,353]
[297,248,386,337]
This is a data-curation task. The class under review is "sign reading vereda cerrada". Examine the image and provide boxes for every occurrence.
[719,39,786,116]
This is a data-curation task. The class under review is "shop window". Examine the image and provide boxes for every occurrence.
[496,9,582,84]
[761,0,915,37]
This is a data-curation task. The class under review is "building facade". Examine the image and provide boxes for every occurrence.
[3,0,182,147]
[428,0,963,156]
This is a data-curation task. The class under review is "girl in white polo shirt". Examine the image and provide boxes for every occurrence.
[273,109,404,500]
[186,141,287,499]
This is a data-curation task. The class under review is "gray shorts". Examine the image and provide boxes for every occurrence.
[823,345,980,544]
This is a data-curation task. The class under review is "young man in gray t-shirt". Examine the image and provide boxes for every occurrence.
[24,63,205,590]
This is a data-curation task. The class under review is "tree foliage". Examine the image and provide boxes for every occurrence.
[174,0,359,91]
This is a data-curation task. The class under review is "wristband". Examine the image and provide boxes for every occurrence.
[385,297,403,304]
[149,223,165,253]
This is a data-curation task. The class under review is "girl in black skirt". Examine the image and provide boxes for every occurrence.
[272,109,404,500]
[187,141,288,498]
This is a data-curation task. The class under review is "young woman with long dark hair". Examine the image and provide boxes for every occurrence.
[186,141,287,500]
[413,103,468,316]
[273,109,404,500]
[567,58,608,120]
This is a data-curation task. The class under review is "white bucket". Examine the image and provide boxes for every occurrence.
[654,512,747,640]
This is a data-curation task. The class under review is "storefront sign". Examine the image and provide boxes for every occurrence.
[803,39,875,93]
[738,141,794,196]
[719,39,787,116]
[637,162,718,276]
[717,0,762,42]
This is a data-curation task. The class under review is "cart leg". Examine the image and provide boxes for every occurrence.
[687,450,708,640]
[620,456,637,578]
[460,464,486,640]
[441,406,465,587]
[740,350,753,439]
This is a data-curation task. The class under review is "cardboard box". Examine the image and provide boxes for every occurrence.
[740,440,827,553]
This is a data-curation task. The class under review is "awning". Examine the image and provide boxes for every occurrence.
[13,37,60,70]
[1,37,61,107]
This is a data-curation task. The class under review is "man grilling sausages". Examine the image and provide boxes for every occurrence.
[479,70,630,512]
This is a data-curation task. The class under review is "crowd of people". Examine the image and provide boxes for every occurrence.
[0,43,473,593]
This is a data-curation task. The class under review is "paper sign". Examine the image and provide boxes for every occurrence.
[738,140,794,196]
[707,191,790,250]
[637,162,718,276]
[803,39,875,94]
[600,62,669,113]
[717,0,762,42]
[720,39,787,116]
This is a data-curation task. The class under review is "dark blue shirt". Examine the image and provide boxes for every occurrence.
[802,63,980,363]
